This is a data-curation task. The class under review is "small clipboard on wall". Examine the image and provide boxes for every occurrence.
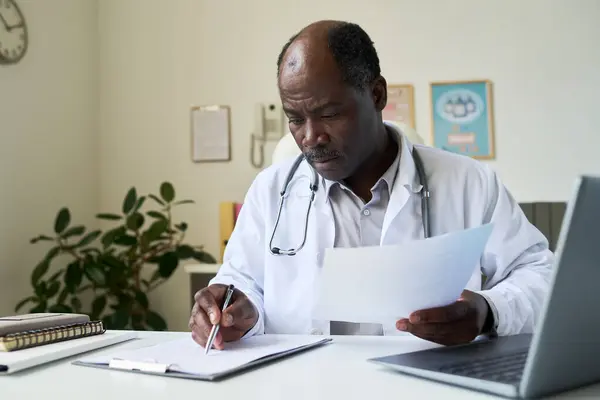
[72,335,332,381]
[190,105,232,163]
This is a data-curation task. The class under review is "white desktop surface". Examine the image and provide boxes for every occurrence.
[1,331,598,399]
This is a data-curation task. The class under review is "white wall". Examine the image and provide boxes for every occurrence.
[2,0,598,329]
[0,0,98,316]
[96,0,600,329]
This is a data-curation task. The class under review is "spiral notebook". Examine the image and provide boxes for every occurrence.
[0,320,106,352]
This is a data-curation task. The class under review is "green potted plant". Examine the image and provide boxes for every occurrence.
[15,182,216,331]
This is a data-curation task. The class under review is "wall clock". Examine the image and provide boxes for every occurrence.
[0,0,27,65]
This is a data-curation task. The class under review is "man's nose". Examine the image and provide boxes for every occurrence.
[301,120,328,148]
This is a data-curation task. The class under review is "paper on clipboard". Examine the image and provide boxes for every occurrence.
[191,105,231,162]
[73,334,331,381]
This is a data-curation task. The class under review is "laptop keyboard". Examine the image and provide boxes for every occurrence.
[437,350,528,384]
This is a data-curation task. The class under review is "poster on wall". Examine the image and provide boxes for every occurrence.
[430,80,495,159]
[383,84,415,128]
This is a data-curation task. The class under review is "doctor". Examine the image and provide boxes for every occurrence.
[189,20,553,349]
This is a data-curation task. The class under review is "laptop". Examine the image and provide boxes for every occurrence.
[369,175,600,399]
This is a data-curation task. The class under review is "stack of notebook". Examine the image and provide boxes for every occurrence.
[0,313,105,352]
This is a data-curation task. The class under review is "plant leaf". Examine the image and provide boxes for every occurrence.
[76,230,101,247]
[172,199,194,206]
[54,207,71,234]
[148,194,165,206]
[84,264,106,286]
[126,212,145,231]
[176,244,195,259]
[30,299,47,313]
[158,251,179,278]
[65,261,83,293]
[192,250,217,264]
[70,296,82,312]
[143,219,168,243]
[47,269,63,282]
[96,213,122,220]
[114,234,137,246]
[30,235,54,244]
[45,281,60,298]
[48,304,72,313]
[122,187,138,214]
[57,287,69,304]
[44,246,61,262]
[132,196,146,213]
[174,222,188,232]
[61,225,85,239]
[145,310,167,331]
[34,281,47,297]
[99,254,127,270]
[15,296,37,312]
[101,226,126,248]
[31,260,50,287]
[91,295,107,320]
[146,210,167,220]
[111,308,131,329]
[134,290,149,309]
[159,182,175,203]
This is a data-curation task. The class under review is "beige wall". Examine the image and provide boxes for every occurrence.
[0,0,98,316]
[2,0,599,330]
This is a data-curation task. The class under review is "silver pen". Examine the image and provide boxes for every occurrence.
[205,284,235,354]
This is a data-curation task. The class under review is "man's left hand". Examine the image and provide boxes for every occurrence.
[396,290,491,346]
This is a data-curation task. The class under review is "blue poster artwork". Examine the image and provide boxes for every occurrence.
[430,80,495,159]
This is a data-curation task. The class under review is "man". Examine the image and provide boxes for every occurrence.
[189,20,553,349]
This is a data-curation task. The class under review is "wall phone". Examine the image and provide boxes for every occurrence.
[250,103,286,168]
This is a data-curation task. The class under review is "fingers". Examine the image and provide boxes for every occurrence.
[194,285,225,325]
[397,318,479,346]
[409,300,470,324]
[221,293,258,329]
[190,286,228,350]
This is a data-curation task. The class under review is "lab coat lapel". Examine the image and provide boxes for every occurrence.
[298,161,335,264]
[380,130,422,245]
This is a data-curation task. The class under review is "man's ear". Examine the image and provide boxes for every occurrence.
[371,76,387,112]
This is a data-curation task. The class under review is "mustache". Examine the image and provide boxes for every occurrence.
[303,146,341,162]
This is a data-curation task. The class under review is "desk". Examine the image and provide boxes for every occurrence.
[2,331,599,399]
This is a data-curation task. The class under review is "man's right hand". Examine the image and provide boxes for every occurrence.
[189,284,258,350]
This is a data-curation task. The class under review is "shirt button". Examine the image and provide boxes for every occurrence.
[363,209,371,216]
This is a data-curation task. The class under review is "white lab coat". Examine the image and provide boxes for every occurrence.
[210,123,554,338]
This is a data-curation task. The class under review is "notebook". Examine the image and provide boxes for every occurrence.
[73,334,332,381]
[0,331,137,374]
[0,320,106,352]
[0,313,90,336]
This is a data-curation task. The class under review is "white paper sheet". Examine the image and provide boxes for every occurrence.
[77,335,330,377]
[312,223,494,324]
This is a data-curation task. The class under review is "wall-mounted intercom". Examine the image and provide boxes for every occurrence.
[250,103,287,168]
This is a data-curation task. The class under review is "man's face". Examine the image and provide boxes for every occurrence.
[278,48,383,181]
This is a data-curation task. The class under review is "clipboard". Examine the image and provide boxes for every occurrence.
[0,331,136,374]
[72,335,332,381]
[190,105,231,163]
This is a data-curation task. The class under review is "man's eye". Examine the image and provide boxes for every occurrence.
[288,118,304,125]
[321,113,338,119]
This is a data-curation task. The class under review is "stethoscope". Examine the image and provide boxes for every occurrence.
[268,148,431,256]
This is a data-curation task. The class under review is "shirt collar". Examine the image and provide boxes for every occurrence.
[322,121,422,201]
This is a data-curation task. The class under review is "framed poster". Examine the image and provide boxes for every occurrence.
[430,80,495,159]
[383,84,415,128]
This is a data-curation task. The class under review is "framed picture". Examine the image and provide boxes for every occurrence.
[383,84,415,128]
[430,80,495,159]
